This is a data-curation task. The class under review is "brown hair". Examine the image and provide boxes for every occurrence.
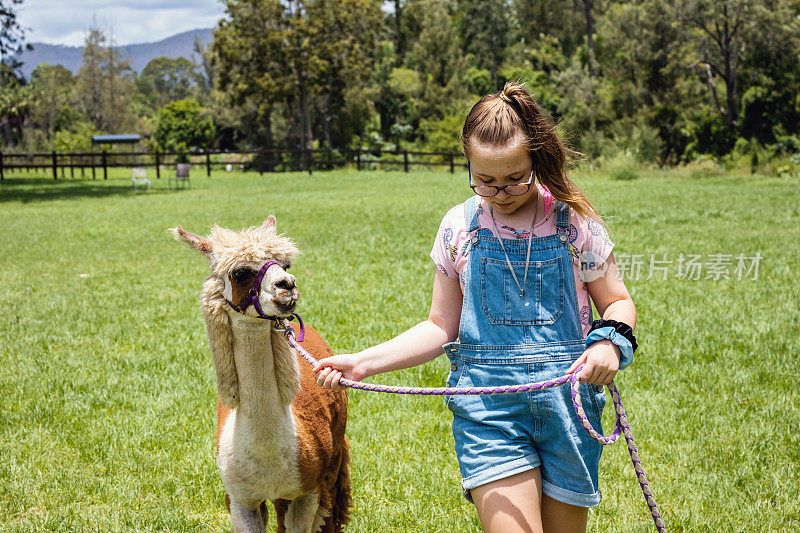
[461,81,602,223]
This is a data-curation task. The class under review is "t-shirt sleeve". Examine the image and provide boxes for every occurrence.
[582,216,614,266]
[570,212,615,282]
[430,210,459,279]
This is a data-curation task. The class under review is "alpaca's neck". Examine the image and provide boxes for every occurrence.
[229,318,299,427]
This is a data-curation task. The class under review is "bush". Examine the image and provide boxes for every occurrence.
[417,113,463,154]
[54,122,95,153]
[600,151,640,180]
[682,108,734,159]
[154,99,215,157]
[683,155,725,179]
[602,119,665,163]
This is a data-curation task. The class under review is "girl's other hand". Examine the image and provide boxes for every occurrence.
[313,354,366,390]
[566,339,620,386]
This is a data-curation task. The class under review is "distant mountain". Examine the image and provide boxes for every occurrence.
[18,28,214,79]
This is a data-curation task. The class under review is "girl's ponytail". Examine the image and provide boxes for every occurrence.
[463,82,602,223]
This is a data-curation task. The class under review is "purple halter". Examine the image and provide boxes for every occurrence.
[224,260,305,341]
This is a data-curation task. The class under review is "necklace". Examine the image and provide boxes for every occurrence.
[488,198,538,299]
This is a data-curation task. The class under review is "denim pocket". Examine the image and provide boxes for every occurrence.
[587,383,606,425]
[444,361,467,409]
[481,256,564,326]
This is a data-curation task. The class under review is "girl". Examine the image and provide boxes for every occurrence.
[314,82,636,533]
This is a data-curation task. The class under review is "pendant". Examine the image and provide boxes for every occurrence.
[520,289,525,298]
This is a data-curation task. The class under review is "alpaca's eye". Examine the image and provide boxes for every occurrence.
[231,268,254,284]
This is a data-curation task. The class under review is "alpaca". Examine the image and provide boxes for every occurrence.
[171,216,351,533]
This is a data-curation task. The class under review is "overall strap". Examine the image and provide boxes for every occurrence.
[464,195,482,233]
[556,201,570,243]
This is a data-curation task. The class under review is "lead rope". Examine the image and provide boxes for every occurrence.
[279,322,666,532]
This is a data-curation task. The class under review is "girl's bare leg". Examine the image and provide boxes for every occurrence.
[470,468,589,533]
[541,495,588,533]
[470,469,544,533]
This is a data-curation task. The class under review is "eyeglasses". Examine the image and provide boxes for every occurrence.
[468,163,534,197]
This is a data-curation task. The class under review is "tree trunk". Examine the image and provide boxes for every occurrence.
[285,94,301,149]
[297,78,313,150]
[321,95,333,151]
[1,119,16,147]
[394,0,404,62]
[582,0,598,78]
[490,27,498,87]
[378,99,391,141]
[722,4,738,130]
[261,107,275,172]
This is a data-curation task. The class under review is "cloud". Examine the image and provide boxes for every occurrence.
[18,1,225,46]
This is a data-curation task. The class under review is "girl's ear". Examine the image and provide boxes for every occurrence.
[170,226,213,257]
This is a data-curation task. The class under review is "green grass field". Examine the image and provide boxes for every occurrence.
[1,167,798,531]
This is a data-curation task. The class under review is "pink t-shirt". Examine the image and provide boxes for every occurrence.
[430,184,615,336]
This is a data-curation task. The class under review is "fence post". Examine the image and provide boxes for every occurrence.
[449,151,455,173]
[52,151,57,180]
[356,148,361,171]
[102,150,108,180]
[0,151,4,181]
[70,154,74,179]
[154,150,160,179]
[206,152,211,177]
[403,150,409,172]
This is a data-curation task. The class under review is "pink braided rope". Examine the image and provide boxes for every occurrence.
[284,328,666,532]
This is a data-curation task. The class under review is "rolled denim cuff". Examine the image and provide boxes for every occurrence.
[585,326,634,370]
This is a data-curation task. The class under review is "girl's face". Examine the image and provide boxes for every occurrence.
[468,136,536,215]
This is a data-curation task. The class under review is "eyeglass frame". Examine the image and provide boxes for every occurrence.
[468,162,535,197]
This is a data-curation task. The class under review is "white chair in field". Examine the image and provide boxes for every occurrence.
[132,167,151,191]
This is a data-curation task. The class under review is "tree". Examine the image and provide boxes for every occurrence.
[75,24,136,132]
[154,99,215,155]
[137,56,197,112]
[0,0,30,85]
[304,0,382,149]
[595,0,688,162]
[457,0,512,87]
[512,1,585,59]
[737,0,800,144]
[213,0,381,153]
[0,83,30,146]
[212,0,292,156]
[29,63,74,137]
[406,0,469,123]
[675,0,754,138]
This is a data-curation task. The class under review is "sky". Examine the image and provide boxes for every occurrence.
[17,1,226,46]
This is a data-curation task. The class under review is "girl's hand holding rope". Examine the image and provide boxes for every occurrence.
[566,339,620,386]
[314,354,366,390]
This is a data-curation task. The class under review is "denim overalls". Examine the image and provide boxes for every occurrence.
[442,196,606,507]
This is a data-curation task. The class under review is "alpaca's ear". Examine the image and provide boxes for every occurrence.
[170,226,212,256]
[261,215,277,231]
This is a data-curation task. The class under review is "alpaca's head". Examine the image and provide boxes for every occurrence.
[170,216,300,319]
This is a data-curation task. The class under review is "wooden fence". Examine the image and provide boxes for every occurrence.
[0,148,466,181]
